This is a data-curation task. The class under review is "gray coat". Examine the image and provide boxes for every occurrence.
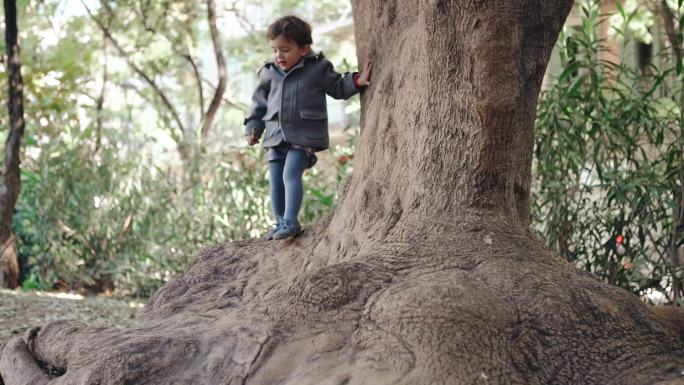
[244,52,360,150]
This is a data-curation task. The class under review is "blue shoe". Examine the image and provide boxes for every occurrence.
[265,216,283,240]
[272,218,302,240]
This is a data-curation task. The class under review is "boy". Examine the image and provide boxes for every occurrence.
[244,15,372,240]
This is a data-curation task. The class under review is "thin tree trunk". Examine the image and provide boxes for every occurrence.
[0,0,25,289]
[183,53,205,125]
[671,72,684,305]
[201,0,227,140]
[95,34,108,153]
[660,0,683,63]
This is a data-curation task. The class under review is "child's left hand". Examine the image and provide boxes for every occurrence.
[246,132,260,146]
[357,61,372,87]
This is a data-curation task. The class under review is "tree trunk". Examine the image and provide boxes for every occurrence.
[200,0,227,140]
[2,1,684,384]
[0,0,24,290]
[94,34,108,154]
[325,0,569,247]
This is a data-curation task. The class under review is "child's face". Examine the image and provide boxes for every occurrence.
[269,35,310,71]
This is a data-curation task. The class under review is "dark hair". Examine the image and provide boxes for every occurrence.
[267,15,313,47]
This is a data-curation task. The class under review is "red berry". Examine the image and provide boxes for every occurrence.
[616,235,624,244]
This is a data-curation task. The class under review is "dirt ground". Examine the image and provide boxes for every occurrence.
[0,288,144,353]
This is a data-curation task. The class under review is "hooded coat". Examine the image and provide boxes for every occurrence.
[244,52,360,150]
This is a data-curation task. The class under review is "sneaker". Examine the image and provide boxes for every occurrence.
[265,216,283,240]
[272,218,302,240]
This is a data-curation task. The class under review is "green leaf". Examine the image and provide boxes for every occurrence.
[566,74,587,97]
[616,1,625,18]
[559,61,582,82]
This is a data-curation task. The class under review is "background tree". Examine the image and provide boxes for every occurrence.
[201,0,227,142]
[0,0,25,289]
[6,0,353,295]
[2,1,683,384]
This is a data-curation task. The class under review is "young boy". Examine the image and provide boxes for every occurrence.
[244,15,372,240]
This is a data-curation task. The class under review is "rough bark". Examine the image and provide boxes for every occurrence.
[0,0,24,289]
[2,1,684,384]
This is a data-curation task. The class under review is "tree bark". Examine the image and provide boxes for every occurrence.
[2,1,684,384]
[0,0,24,289]
[324,0,570,248]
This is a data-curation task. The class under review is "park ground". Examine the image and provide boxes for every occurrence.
[0,289,143,352]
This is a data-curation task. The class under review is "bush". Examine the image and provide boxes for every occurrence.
[533,0,683,304]
[15,130,353,297]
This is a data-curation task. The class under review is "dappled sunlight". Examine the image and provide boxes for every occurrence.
[33,290,83,301]
[0,288,145,308]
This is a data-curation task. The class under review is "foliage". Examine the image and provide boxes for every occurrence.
[15,129,353,296]
[533,0,683,304]
[608,0,655,43]
[0,2,97,144]
[608,0,684,44]
[22,0,684,305]
[0,0,356,297]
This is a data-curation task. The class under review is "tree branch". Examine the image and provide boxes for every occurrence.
[82,0,186,139]
[201,78,247,111]
[660,0,683,64]
[224,2,257,35]
[182,53,205,124]
[95,33,108,153]
[201,0,228,140]
[123,2,207,135]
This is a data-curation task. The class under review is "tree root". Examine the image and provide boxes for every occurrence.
[1,226,683,384]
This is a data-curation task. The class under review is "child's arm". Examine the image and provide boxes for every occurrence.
[244,67,271,145]
[319,60,371,100]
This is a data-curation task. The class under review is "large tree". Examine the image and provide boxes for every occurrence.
[2,1,683,384]
[0,0,25,289]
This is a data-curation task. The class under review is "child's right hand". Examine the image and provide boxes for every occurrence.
[246,132,259,146]
[357,61,373,86]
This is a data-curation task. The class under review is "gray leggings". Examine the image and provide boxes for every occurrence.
[268,148,310,221]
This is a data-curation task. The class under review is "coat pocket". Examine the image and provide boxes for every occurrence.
[264,120,279,139]
[299,110,327,139]
[299,110,327,120]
